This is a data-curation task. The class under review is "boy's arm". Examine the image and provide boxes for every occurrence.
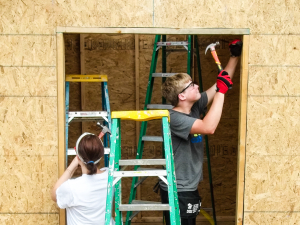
[206,39,242,105]
[191,71,232,134]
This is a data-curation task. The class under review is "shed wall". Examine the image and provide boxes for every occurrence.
[0,0,299,224]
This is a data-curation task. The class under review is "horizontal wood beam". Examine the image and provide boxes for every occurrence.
[57,27,250,35]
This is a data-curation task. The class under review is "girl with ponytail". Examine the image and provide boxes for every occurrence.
[51,133,115,225]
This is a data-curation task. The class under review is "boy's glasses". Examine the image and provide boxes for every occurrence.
[180,82,195,93]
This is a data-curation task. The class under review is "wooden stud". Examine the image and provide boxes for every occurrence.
[80,34,86,133]
[236,35,249,225]
[56,32,66,225]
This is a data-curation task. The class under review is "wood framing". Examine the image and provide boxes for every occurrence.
[56,27,250,225]
[56,32,66,225]
[236,35,249,225]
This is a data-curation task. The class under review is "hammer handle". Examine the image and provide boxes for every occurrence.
[211,51,223,73]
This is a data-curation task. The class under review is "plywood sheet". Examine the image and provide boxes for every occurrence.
[244,155,300,212]
[0,214,58,225]
[56,0,152,28]
[244,212,300,224]
[0,0,56,34]
[249,35,300,66]
[154,0,247,28]
[0,97,57,156]
[0,155,58,213]
[246,96,300,156]
[248,66,300,96]
[0,67,56,97]
[0,35,55,66]
[244,0,300,34]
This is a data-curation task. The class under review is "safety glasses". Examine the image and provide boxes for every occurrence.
[180,81,195,93]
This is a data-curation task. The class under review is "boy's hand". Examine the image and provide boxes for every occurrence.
[216,70,233,94]
[229,39,243,57]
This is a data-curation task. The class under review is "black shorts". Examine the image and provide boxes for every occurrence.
[160,187,201,223]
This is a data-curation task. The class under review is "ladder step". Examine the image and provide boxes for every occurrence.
[142,135,163,142]
[68,148,110,155]
[119,200,170,211]
[165,49,187,52]
[147,104,173,110]
[113,170,167,177]
[157,41,188,47]
[119,159,166,166]
[152,73,177,77]
[68,111,108,123]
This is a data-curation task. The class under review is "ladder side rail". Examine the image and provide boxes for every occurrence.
[194,36,217,225]
[105,118,119,225]
[162,117,181,225]
[114,118,122,225]
[65,81,70,166]
[125,34,161,225]
[144,34,161,109]
[102,81,112,167]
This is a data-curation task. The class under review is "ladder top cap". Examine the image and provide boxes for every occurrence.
[66,74,108,82]
[111,110,170,122]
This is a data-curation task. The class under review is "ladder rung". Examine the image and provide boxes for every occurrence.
[68,148,110,155]
[119,200,170,211]
[152,73,177,77]
[157,41,188,46]
[113,170,167,177]
[119,159,166,166]
[68,111,108,123]
[165,49,187,52]
[147,104,173,110]
[142,135,163,142]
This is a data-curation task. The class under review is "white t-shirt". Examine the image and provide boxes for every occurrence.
[56,167,115,225]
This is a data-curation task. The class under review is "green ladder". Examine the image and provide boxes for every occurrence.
[125,35,217,225]
[104,110,180,225]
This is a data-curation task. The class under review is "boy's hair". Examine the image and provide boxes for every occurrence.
[78,135,104,175]
[162,73,191,106]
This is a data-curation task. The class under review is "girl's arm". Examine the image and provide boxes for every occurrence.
[51,156,79,202]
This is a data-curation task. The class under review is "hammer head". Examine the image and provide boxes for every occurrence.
[205,42,220,55]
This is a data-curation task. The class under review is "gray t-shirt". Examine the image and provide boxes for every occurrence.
[160,92,208,192]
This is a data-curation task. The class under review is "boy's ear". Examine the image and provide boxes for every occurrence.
[178,93,186,101]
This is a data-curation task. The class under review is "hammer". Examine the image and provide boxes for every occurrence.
[97,122,111,139]
[205,42,223,73]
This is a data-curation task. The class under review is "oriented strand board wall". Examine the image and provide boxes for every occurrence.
[0,1,299,225]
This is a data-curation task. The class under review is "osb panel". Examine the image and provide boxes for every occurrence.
[0,97,57,156]
[245,0,300,34]
[0,36,55,66]
[244,212,300,225]
[0,214,58,225]
[248,66,300,96]
[244,155,300,212]
[56,0,152,28]
[246,96,300,156]
[0,0,56,34]
[154,0,300,34]
[249,35,300,66]
[0,67,56,97]
[154,0,247,29]
[0,156,58,213]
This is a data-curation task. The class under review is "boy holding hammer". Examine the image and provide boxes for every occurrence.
[160,39,243,225]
